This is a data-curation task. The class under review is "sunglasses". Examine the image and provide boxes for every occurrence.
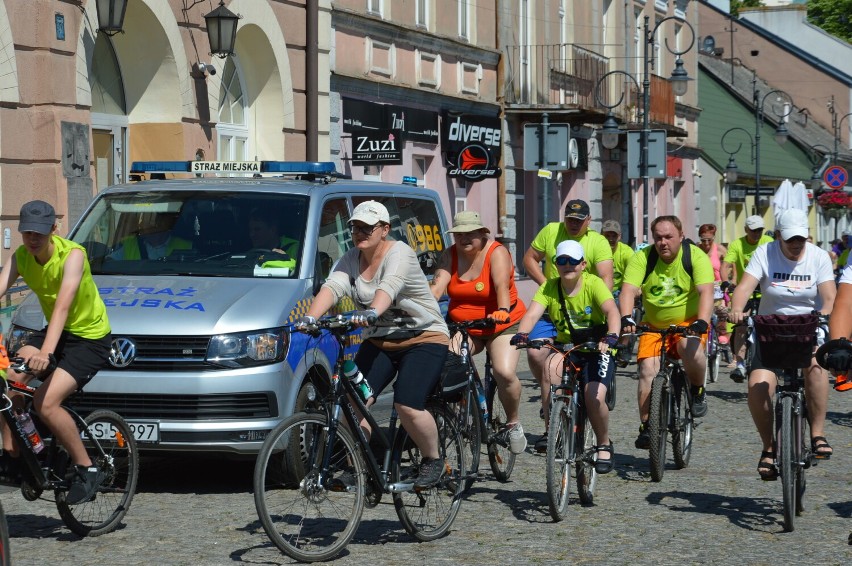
[555,255,583,266]
[349,223,379,236]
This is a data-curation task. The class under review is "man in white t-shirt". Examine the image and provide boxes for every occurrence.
[729,209,836,480]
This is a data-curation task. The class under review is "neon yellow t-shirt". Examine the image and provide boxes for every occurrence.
[612,241,634,290]
[532,272,613,343]
[15,236,111,339]
[530,223,613,280]
[622,243,714,328]
[723,235,773,282]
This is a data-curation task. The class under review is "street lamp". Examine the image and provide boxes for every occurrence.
[593,16,695,242]
[720,127,754,186]
[95,0,128,36]
[829,100,852,161]
[752,74,793,208]
[205,1,241,58]
[808,144,832,193]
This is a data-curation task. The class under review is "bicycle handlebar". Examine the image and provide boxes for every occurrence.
[447,318,497,333]
[8,354,58,375]
[292,313,376,336]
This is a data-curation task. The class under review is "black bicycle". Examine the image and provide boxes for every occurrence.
[445,319,516,491]
[0,357,139,536]
[253,314,465,562]
[635,325,697,482]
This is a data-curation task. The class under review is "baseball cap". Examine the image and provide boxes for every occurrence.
[564,199,590,220]
[350,200,390,225]
[448,210,489,233]
[601,219,621,234]
[777,208,809,241]
[745,215,764,230]
[555,240,584,261]
[18,200,56,234]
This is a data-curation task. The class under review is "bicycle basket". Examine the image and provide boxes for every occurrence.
[753,313,818,369]
[440,351,469,401]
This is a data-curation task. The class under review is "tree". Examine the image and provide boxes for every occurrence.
[807,0,852,43]
[730,0,762,18]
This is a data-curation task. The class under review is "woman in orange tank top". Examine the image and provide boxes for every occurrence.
[431,211,528,454]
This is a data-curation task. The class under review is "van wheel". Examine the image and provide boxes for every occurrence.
[280,381,320,484]
[294,380,319,413]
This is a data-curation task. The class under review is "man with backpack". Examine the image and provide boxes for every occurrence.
[618,216,715,449]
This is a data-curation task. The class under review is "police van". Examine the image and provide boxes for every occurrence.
[7,161,449,454]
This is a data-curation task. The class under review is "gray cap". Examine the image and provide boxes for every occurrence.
[19,200,56,234]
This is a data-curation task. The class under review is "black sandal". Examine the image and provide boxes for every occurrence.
[595,441,614,474]
[758,450,778,481]
[811,436,833,460]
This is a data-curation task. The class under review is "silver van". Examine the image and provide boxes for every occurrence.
[7,161,449,454]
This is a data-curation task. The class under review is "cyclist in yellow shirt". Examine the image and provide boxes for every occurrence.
[0,201,112,504]
[619,215,715,449]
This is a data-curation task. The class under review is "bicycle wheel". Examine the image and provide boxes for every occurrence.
[0,500,10,566]
[779,396,796,532]
[575,411,597,506]
[796,399,808,517]
[672,375,693,469]
[392,401,464,541]
[706,327,719,384]
[254,412,365,562]
[486,377,515,482]
[56,410,139,537]
[451,390,482,492]
[647,373,669,482]
[546,399,573,521]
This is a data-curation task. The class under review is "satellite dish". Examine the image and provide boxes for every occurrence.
[702,36,716,54]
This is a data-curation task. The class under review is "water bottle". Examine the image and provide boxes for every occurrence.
[475,381,489,422]
[15,409,44,454]
[343,360,374,402]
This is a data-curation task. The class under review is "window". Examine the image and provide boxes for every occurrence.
[459,0,469,40]
[416,0,428,28]
[218,58,249,163]
[364,164,382,181]
[413,156,430,186]
[368,0,383,17]
[317,198,352,276]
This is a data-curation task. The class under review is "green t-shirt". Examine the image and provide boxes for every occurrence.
[15,236,111,340]
[622,243,714,328]
[723,235,773,282]
[530,223,613,280]
[612,241,634,290]
[532,272,613,343]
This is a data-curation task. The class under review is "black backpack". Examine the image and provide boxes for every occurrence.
[642,239,694,284]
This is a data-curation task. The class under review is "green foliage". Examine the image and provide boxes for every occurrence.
[730,0,762,18]
[807,0,852,43]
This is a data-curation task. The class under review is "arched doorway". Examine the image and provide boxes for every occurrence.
[89,35,127,191]
[217,57,249,161]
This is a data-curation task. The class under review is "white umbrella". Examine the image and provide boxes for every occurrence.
[773,179,808,225]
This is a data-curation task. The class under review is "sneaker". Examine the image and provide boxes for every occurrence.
[634,422,650,450]
[505,423,527,454]
[414,457,445,488]
[534,433,548,453]
[730,364,746,383]
[691,386,708,417]
[66,465,103,505]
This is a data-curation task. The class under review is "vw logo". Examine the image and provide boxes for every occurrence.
[109,337,137,368]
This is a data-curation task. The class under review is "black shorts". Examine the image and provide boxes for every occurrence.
[355,341,448,410]
[558,348,616,391]
[24,329,112,388]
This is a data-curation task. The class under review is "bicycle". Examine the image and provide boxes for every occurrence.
[253,314,465,562]
[445,318,516,491]
[515,339,612,521]
[633,325,698,482]
[747,313,825,532]
[0,357,139,536]
[705,313,721,385]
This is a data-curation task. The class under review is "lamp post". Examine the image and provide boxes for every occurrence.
[829,100,852,162]
[807,144,832,193]
[95,0,128,36]
[594,16,695,243]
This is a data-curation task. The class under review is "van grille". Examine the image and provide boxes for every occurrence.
[71,392,277,419]
[111,335,212,371]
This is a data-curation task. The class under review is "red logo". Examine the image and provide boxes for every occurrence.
[447,143,500,181]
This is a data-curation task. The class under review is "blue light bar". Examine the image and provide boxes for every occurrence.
[130,161,192,173]
[402,176,418,185]
[261,161,337,174]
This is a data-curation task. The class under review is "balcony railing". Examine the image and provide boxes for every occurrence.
[504,44,609,110]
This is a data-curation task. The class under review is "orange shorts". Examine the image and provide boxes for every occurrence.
[637,318,707,362]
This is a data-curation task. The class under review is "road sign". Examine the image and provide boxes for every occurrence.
[523,123,571,171]
[823,165,848,189]
[627,130,667,179]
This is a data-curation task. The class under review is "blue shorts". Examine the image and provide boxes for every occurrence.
[529,315,556,341]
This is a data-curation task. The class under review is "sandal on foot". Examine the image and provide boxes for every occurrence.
[758,450,778,481]
[811,436,833,460]
[594,442,614,474]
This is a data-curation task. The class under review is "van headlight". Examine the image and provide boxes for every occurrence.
[207,328,289,368]
[6,325,37,355]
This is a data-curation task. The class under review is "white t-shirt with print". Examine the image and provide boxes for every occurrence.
[745,241,834,315]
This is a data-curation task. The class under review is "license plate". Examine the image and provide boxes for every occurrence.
[87,421,160,443]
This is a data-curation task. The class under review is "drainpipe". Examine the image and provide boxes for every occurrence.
[496,0,506,240]
[307,0,318,161]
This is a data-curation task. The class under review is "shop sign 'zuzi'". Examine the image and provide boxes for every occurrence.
[351,128,403,165]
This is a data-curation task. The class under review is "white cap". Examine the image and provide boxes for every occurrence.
[745,215,764,230]
[555,240,584,261]
[351,200,390,225]
[777,209,809,240]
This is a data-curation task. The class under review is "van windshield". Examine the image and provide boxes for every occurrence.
[72,191,309,278]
